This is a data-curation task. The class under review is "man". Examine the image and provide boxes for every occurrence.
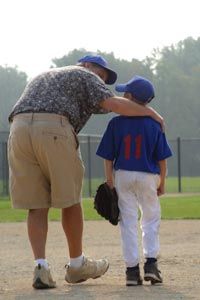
[8,55,164,289]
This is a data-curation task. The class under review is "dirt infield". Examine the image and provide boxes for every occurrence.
[0,220,200,300]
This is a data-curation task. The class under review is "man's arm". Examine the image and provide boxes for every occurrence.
[100,96,164,130]
[104,159,114,189]
[157,159,167,196]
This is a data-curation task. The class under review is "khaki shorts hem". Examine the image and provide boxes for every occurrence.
[12,203,51,210]
[12,199,81,210]
[52,199,81,209]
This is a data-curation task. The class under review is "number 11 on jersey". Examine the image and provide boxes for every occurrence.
[124,134,142,160]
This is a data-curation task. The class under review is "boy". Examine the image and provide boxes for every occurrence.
[96,76,172,286]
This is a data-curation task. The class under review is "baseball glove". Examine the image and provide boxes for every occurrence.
[94,182,120,225]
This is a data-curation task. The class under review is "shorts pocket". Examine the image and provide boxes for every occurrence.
[42,131,68,139]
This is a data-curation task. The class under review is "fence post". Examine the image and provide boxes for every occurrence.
[2,142,9,196]
[177,137,182,193]
[87,135,92,197]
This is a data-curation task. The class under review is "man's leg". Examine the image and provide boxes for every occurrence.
[62,203,109,284]
[62,203,83,258]
[27,208,49,259]
[28,208,56,289]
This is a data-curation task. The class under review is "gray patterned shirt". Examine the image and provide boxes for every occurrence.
[9,66,114,133]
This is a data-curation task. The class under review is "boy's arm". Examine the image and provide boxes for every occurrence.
[104,159,114,189]
[157,159,167,196]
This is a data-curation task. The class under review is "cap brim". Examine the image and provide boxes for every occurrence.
[105,68,117,85]
[78,57,117,85]
[115,84,127,92]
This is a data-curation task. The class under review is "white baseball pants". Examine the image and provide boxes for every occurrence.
[115,170,161,268]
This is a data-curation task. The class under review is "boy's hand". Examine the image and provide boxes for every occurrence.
[157,184,165,196]
[106,179,114,189]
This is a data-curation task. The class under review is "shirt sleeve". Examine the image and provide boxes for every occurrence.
[154,131,173,161]
[96,120,115,161]
[85,72,115,114]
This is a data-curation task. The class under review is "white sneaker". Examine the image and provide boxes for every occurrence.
[65,257,109,283]
[32,264,56,289]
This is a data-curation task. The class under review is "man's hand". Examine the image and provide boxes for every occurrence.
[147,107,165,131]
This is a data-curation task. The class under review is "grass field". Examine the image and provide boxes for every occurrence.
[165,176,200,193]
[0,194,200,222]
[1,177,200,198]
[82,177,200,196]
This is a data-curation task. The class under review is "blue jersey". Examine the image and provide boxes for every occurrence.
[96,116,172,174]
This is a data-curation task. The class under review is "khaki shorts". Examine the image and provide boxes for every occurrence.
[8,113,85,209]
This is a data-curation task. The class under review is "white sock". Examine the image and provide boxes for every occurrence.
[69,254,84,268]
[35,258,49,270]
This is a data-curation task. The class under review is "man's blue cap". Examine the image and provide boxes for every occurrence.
[78,55,117,85]
[115,75,155,103]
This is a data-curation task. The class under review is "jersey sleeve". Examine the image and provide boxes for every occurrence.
[96,120,115,161]
[154,130,173,161]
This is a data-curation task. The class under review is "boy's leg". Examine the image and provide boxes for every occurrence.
[138,173,161,259]
[115,170,142,285]
[118,194,139,268]
[137,172,162,284]
[115,171,139,268]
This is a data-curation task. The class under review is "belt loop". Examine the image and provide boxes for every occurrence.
[61,116,65,127]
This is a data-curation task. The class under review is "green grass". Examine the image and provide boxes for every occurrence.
[160,195,200,219]
[82,177,200,197]
[0,195,200,222]
[82,178,104,197]
[1,177,200,198]
[165,177,200,193]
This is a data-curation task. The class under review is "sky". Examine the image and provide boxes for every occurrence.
[1,0,200,78]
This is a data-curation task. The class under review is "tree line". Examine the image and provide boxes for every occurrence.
[0,36,200,139]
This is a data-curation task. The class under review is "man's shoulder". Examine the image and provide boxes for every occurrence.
[41,65,94,77]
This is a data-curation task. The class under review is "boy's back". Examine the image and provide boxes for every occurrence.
[96,115,171,174]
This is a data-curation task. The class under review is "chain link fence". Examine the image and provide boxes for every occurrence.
[1,132,200,197]
[80,135,200,196]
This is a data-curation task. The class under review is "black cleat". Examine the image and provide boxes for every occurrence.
[144,262,163,285]
[126,266,143,286]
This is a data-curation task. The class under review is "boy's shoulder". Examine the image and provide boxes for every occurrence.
[109,116,162,136]
[110,115,161,127]
[144,116,162,129]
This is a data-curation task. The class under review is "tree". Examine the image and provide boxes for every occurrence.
[149,37,200,138]
[0,66,27,130]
